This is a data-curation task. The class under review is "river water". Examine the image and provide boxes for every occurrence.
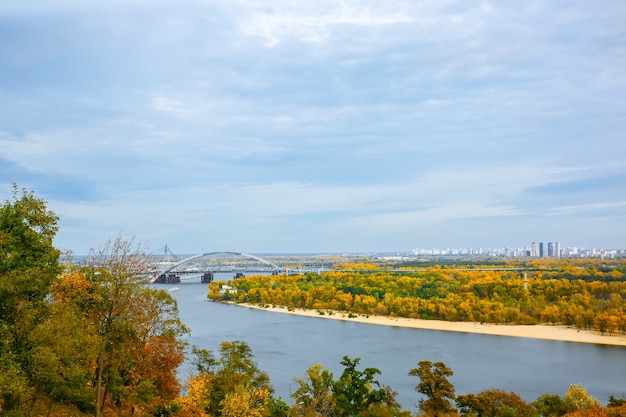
[165,280,626,411]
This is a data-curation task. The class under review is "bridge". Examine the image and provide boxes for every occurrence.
[150,251,327,284]
[149,249,539,285]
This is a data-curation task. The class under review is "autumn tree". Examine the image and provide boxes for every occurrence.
[64,235,189,417]
[606,397,626,417]
[181,341,278,417]
[291,364,336,417]
[209,259,626,330]
[563,407,610,417]
[563,384,601,413]
[456,389,536,417]
[594,313,612,335]
[409,360,457,416]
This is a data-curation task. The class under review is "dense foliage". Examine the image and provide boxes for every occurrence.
[209,260,626,334]
[0,187,188,416]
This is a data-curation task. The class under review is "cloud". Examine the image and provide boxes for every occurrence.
[546,202,626,217]
[152,96,196,118]
[238,2,413,46]
[2,0,625,252]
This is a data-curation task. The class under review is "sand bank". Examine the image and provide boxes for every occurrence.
[235,303,626,347]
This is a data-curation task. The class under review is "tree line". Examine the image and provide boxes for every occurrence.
[208,261,626,335]
[2,186,625,416]
[178,341,626,417]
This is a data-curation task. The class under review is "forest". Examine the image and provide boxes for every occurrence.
[1,185,625,416]
[208,260,626,335]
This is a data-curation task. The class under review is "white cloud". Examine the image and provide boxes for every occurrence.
[151,96,196,118]
[238,2,412,46]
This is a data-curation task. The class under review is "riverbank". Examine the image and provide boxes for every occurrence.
[236,303,626,346]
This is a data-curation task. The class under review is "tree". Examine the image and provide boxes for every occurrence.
[563,407,610,417]
[176,373,212,416]
[563,384,600,413]
[332,356,401,417]
[594,313,611,335]
[267,397,290,417]
[62,235,189,416]
[0,184,60,318]
[181,341,276,417]
[24,297,97,414]
[291,364,336,417]
[456,389,536,417]
[533,393,570,417]
[606,398,626,417]
[409,360,456,416]
[0,184,61,413]
[607,396,626,408]
[219,384,271,417]
[542,305,562,325]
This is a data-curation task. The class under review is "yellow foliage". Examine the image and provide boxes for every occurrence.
[564,384,601,411]
[220,384,271,417]
[335,262,381,271]
[175,374,211,417]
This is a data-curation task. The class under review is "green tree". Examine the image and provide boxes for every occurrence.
[409,360,456,416]
[25,298,97,414]
[267,397,290,417]
[0,184,60,318]
[332,356,401,417]
[0,184,61,414]
[533,393,570,417]
[607,396,626,408]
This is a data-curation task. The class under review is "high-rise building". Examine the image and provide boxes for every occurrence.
[555,242,561,258]
[548,242,555,258]
[539,242,545,257]
[531,242,538,257]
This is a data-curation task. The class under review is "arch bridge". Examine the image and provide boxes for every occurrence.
[151,251,285,284]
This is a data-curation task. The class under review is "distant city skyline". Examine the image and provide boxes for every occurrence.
[411,242,625,258]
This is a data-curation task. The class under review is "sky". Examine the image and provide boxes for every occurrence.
[1,0,625,255]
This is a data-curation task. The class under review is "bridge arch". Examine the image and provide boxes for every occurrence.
[152,251,284,283]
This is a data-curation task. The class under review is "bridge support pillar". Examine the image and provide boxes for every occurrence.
[201,272,214,283]
[155,273,180,284]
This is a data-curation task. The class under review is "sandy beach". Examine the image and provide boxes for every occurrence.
[236,303,626,347]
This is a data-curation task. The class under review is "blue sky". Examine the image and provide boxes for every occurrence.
[1,1,625,254]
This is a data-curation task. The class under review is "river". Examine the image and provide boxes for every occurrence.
[165,280,626,411]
